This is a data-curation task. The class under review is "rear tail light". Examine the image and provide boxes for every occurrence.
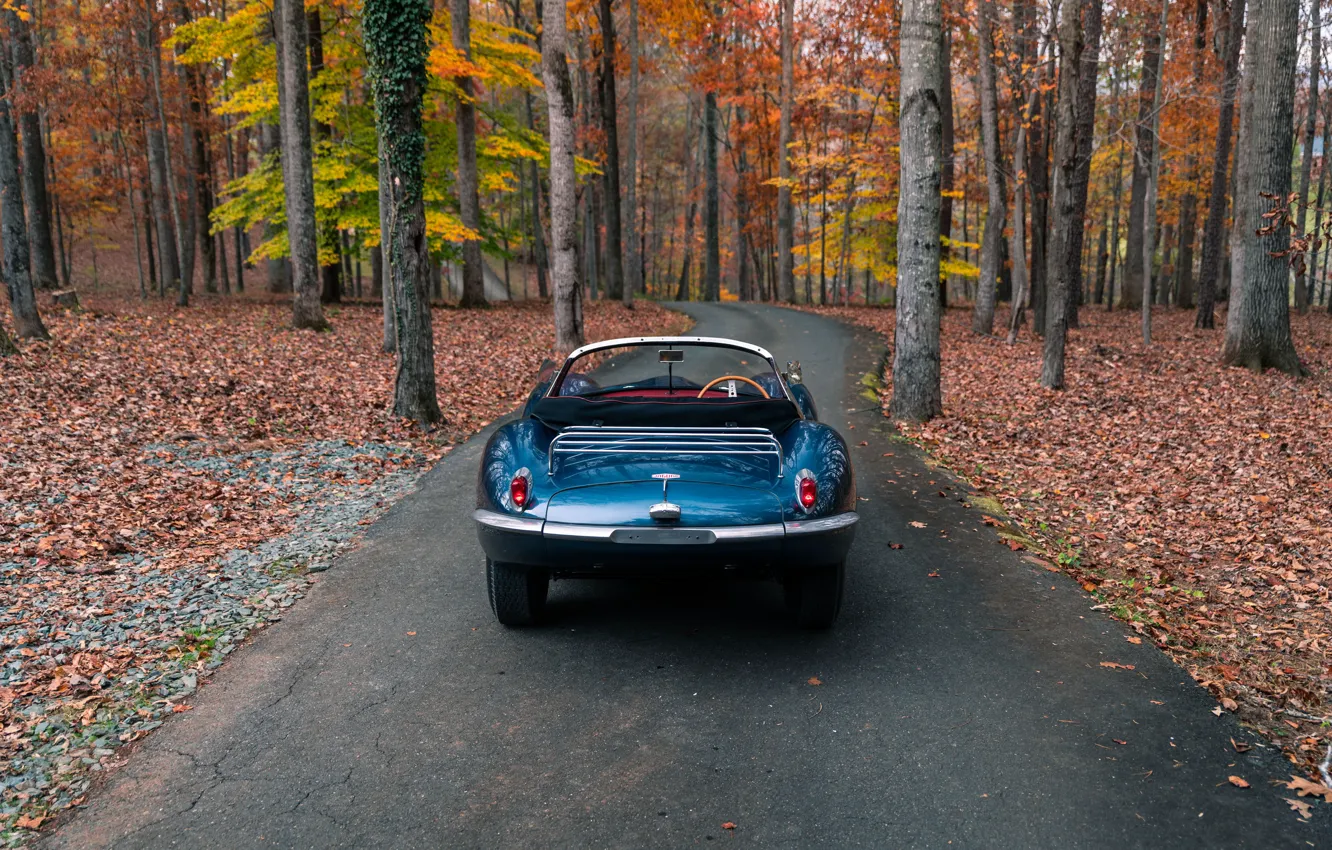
[796,470,817,512]
[510,468,532,510]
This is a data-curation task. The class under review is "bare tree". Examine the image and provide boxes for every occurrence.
[542,0,584,350]
[1065,0,1103,325]
[973,0,1006,334]
[1041,0,1083,388]
[893,0,943,422]
[1221,0,1303,374]
[777,0,796,302]
[704,89,720,301]
[0,49,48,340]
[597,0,625,302]
[1196,0,1246,328]
[1293,0,1320,313]
[275,0,328,329]
[3,8,58,291]
[1122,17,1163,309]
[1141,0,1168,343]
[624,0,640,304]
[1174,0,1209,311]
[453,0,487,308]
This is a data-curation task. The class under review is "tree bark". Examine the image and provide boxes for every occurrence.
[893,0,943,422]
[1141,0,1168,343]
[939,26,954,309]
[777,0,796,302]
[1042,0,1082,388]
[973,0,1006,335]
[595,0,624,301]
[307,7,342,304]
[366,0,442,422]
[704,89,721,301]
[1197,0,1246,327]
[1028,48,1049,337]
[1221,0,1303,374]
[377,133,395,352]
[0,52,47,340]
[451,0,487,308]
[1093,219,1109,303]
[542,0,584,349]
[4,9,58,291]
[1310,102,1331,309]
[167,0,201,298]
[624,0,640,303]
[1006,85,1037,344]
[275,0,327,328]
[1293,0,1320,313]
[1065,0,1102,327]
[676,103,699,301]
[1123,19,1162,310]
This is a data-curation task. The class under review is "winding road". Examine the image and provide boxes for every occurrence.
[43,303,1318,848]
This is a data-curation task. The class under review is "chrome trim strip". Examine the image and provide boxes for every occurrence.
[564,335,777,363]
[548,427,784,477]
[476,510,857,541]
[784,512,859,535]
[472,509,545,535]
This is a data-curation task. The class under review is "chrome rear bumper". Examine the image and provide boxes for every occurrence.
[472,509,857,541]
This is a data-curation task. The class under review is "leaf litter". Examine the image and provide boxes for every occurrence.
[814,305,1332,780]
[0,296,688,841]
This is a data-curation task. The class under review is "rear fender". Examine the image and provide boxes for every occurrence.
[779,421,855,519]
[477,419,553,517]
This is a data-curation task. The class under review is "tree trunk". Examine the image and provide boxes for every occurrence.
[1006,86,1037,344]
[1197,0,1246,327]
[777,0,796,302]
[1141,0,1168,343]
[451,0,486,308]
[307,8,341,304]
[0,53,48,340]
[258,122,291,292]
[676,104,699,301]
[939,26,954,309]
[892,0,943,422]
[1221,0,1303,374]
[274,0,327,329]
[1065,0,1102,327]
[542,0,584,349]
[1105,73,1124,308]
[366,0,442,422]
[168,0,201,299]
[973,0,1006,335]
[1028,52,1049,337]
[1293,0,1320,313]
[623,0,640,304]
[1310,105,1331,309]
[1093,219,1109,303]
[595,0,624,301]
[4,9,58,291]
[1042,0,1082,388]
[1123,19,1162,310]
[377,132,395,351]
[704,89,721,301]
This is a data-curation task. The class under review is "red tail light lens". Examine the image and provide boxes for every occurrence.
[798,476,817,509]
[510,472,530,509]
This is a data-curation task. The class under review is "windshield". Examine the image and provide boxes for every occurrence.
[552,342,787,400]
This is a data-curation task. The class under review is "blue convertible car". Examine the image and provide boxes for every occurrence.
[473,336,857,628]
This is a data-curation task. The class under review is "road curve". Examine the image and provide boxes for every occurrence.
[42,303,1317,849]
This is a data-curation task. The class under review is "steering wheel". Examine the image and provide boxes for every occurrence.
[697,375,771,399]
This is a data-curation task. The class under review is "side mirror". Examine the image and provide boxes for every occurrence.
[783,360,803,385]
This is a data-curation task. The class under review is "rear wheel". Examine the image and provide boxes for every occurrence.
[785,561,845,629]
[487,558,549,626]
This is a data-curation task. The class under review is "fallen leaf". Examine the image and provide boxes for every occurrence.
[1212,706,1224,717]
[15,814,44,829]
[909,521,927,528]
[406,631,417,636]
[858,441,868,446]
[807,677,822,686]
[1286,776,1332,802]
[1082,582,1098,592]
[1125,636,1142,644]
[1231,738,1252,753]
[888,542,904,550]
[927,571,941,578]
[1286,798,1313,820]
[1228,775,1250,789]
[1221,697,1238,712]
[722,822,736,830]
[1099,662,1136,670]
[1113,739,1128,745]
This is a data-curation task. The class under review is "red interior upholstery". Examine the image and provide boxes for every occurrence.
[593,388,747,399]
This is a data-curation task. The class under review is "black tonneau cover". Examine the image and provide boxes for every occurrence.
[532,396,801,432]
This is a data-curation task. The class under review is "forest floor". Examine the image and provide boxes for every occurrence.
[0,294,689,841]
[813,303,1332,780]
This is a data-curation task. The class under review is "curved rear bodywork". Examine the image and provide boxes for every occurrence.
[475,336,856,588]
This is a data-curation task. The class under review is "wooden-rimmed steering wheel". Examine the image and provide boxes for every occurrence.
[697,375,770,399]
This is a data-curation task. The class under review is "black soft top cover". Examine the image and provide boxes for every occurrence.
[532,396,802,432]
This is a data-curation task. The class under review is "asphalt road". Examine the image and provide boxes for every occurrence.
[44,303,1321,849]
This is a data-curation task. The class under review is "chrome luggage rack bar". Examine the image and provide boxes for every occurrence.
[548,425,784,478]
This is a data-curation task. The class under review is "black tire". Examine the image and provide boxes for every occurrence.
[785,561,845,629]
[486,558,549,626]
